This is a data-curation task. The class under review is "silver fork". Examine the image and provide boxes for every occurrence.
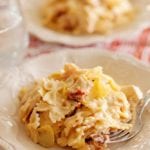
[108,91,150,143]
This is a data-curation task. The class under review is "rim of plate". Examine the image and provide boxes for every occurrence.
[25,48,150,72]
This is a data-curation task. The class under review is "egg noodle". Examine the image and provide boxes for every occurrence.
[42,0,135,35]
[19,64,142,150]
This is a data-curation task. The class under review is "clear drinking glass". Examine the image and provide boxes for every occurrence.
[0,1,28,149]
[0,0,28,87]
[0,0,28,66]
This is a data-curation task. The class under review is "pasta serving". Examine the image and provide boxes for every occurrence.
[42,0,135,35]
[18,64,142,150]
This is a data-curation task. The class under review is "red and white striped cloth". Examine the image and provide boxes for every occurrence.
[27,27,150,65]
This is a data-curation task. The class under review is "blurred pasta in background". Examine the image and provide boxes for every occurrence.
[42,0,135,35]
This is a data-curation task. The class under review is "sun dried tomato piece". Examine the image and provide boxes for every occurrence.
[67,89,85,101]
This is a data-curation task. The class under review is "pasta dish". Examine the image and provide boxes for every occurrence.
[18,64,142,150]
[42,0,135,35]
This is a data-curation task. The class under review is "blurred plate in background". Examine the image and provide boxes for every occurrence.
[20,0,150,45]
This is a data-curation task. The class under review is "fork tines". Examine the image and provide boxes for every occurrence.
[109,130,130,143]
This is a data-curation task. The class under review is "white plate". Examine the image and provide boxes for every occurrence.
[0,49,150,150]
[20,0,150,45]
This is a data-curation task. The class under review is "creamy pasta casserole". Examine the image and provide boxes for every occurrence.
[42,0,135,35]
[19,64,142,150]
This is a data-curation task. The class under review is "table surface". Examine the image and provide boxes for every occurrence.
[26,27,150,65]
